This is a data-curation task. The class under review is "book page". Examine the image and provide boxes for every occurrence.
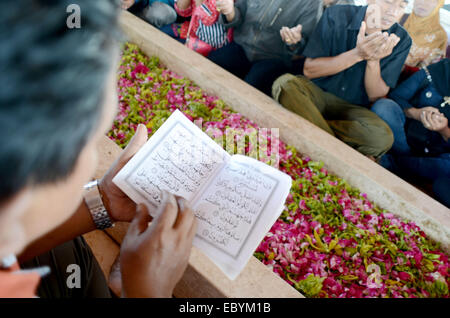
[191,155,292,280]
[113,110,229,215]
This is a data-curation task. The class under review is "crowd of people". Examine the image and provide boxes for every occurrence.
[0,0,448,299]
[125,0,450,208]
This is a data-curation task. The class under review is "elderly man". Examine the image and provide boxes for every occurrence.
[272,0,412,160]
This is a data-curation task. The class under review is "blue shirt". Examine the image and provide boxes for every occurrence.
[389,69,450,118]
[389,68,450,153]
[303,5,412,107]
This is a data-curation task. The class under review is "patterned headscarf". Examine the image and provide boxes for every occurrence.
[404,0,448,67]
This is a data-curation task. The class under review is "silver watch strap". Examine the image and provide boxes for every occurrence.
[84,180,114,230]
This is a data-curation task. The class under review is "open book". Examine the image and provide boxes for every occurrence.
[113,110,292,280]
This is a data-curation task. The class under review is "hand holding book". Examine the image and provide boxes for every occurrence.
[114,110,292,279]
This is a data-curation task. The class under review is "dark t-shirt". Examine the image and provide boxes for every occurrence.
[303,5,412,107]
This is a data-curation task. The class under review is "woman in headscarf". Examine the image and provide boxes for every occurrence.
[371,59,450,207]
[403,0,448,68]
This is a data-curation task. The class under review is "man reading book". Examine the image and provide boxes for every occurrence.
[0,0,196,298]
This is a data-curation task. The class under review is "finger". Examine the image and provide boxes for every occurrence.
[124,203,152,241]
[386,35,397,49]
[430,113,443,127]
[421,111,432,128]
[118,124,148,168]
[425,111,435,127]
[186,216,198,245]
[364,31,384,44]
[173,197,195,232]
[426,107,440,114]
[365,33,385,47]
[373,40,388,54]
[290,27,301,42]
[292,24,302,36]
[363,37,385,57]
[281,28,290,42]
[154,191,179,230]
[362,34,385,54]
[358,21,367,41]
[280,29,287,42]
[285,29,296,44]
[380,38,395,56]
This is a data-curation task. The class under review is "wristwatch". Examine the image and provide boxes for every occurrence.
[83,180,114,230]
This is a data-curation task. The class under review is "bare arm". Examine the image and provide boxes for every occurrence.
[303,48,363,79]
[304,23,385,80]
[365,60,390,102]
[364,34,401,102]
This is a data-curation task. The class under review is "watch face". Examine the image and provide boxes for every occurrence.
[84,182,102,210]
[84,179,98,191]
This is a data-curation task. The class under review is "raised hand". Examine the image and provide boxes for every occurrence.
[356,22,387,60]
[280,24,303,46]
[369,33,400,61]
[216,0,235,16]
[120,192,197,298]
[98,124,148,223]
[420,108,448,132]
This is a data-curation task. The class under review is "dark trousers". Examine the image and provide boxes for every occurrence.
[208,42,304,96]
[160,23,186,44]
[372,98,450,208]
[20,236,111,298]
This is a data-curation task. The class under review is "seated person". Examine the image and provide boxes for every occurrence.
[121,0,177,28]
[208,0,323,96]
[0,0,196,298]
[272,0,412,160]
[160,0,234,57]
[323,0,357,8]
[371,59,450,208]
[401,0,448,68]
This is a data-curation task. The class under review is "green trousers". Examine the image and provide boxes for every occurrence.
[272,74,394,158]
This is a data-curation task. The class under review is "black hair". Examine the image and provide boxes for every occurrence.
[0,0,120,201]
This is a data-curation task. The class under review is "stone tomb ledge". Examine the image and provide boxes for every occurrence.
[84,12,449,298]
[86,136,302,298]
[118,11,449,254]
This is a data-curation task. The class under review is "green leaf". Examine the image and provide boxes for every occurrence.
[294,275,325,298]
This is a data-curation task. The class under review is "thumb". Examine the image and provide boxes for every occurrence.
[358,21,366,40]
[296,24,302,32]
[118,124,148,168]
[126,203,152,239]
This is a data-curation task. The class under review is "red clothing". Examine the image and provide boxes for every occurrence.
[0,261,40,298]
[175,0,233,56]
